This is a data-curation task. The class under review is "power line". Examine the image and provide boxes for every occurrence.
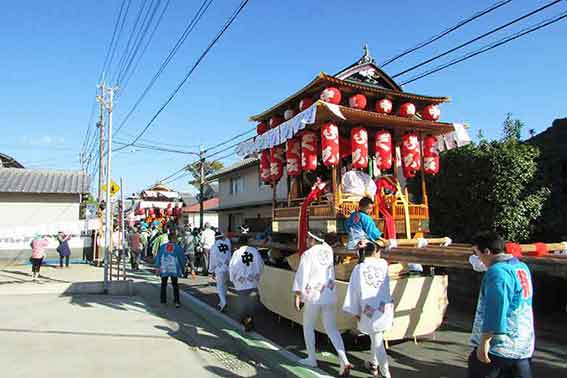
[114,0,215,136]
[204,126,256,153]
[99,0,128,80]
[114,140,200,155]
[118,0,250,148]
[116,0,168,87]
[400,11,567,86]
[392,0,563,79]
[380,0,513,68]
[106,0,133,81]
[112,0,149,85]
[118,0,172,94]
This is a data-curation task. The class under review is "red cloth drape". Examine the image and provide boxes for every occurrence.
[375,177,397,239]
[298,179,327,254]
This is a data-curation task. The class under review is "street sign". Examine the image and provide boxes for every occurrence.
[102,181,120,196]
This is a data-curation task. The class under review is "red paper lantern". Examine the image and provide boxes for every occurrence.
[167,202,173,209]
[375,98,393,114]
[375,130,393,170]
[256,122,268,135]
[321,122,339,167]
[286,137,302,177]
[269,116,283,129]
[284,108,296,120]
[348,94,367,110]
[423,135,440,175]
[166,208,173,217]
[422,104,441,121]
[148,208,155,217]
[299,97,314,111]
[401,133,421,178]
[398,102,416,118]
[351,127,368,169]
[301,131,318,171]
[320,87,342,104]
[270,146,285,183]
[259,150,271,183]
[136,206,145,216]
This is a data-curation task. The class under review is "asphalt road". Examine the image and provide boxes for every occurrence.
[155,270,567,378]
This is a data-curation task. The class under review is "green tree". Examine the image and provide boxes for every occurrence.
[426,116,549,242]
[188,160,224,194]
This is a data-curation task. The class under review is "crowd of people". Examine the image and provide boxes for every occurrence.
[38,198,531,378]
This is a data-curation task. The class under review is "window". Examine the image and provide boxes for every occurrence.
[229,176,244,195]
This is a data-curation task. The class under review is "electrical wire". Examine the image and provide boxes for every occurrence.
[117,0,250,148]
[392,0,563,78]
[114,0,215,136]
[118,0,172,94]
[204,126,256,153]
[116,0,167,87]
[400,10,567,86]
[380,0,514,67]
[106,0,133,81]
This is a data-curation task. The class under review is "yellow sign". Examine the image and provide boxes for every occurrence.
[102,181,120,196]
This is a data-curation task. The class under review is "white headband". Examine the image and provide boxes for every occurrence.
[307,231,324,243]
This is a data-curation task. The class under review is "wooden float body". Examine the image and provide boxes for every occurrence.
[258,265,448,341]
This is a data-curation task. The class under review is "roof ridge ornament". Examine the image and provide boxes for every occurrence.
[358,43,375,65]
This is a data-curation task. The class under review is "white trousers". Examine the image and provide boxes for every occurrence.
[369,331,390,376]
[215,271,229,307]
[302,302,349,368]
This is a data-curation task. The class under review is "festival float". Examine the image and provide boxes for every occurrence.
[236,47,567,340]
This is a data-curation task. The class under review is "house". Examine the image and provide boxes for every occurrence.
[182,198,219,229]
[0,168,91,262]
[206,157,288,233]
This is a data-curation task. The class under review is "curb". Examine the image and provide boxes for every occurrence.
[135,281,334,378]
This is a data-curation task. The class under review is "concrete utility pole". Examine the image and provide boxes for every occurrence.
[199,145,205,229]
[97,82,106,202]
[98,86,117,292]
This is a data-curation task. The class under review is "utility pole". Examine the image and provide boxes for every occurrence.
[98,86,117,292]
[199,145,205,229]
[97,82,106,202]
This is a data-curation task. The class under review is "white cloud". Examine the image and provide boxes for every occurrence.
[21,135,66,146]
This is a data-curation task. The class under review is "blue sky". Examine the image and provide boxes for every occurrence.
[1,0,566,195]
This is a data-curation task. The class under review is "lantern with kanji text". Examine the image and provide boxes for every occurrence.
[375,98,393,114]
[321,122,339,167]
[320,87,342,104]
[422,104,441,121]
[398,102,416,118]
[375,130,393,170]
[286,137,301,176]
[301,131,318,171]
[351,127,368,169]
[423,135,440,175]
[260,150,271,183]
[348,94,367,110]
[270,146,285,183]
[401,133,421,178]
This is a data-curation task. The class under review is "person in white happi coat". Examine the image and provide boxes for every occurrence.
[208,231,232,312]
[292,231,352,376]
[229,234,264,332]
[343,242,394,378]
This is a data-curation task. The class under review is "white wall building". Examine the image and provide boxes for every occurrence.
[207,158,287,234]
[0,168,90,262]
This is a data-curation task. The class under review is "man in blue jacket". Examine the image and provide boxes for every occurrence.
[345,197,382,252]
[155,232,187,308]
[468,231,535,378]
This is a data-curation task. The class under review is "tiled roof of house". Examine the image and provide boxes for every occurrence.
[0,168,90,194]
[183,198,219,213]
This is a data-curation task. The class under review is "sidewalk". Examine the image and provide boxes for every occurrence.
[0,264,328,378]
[2,263,565,378]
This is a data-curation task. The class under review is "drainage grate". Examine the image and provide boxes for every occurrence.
[202,346,254,371]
